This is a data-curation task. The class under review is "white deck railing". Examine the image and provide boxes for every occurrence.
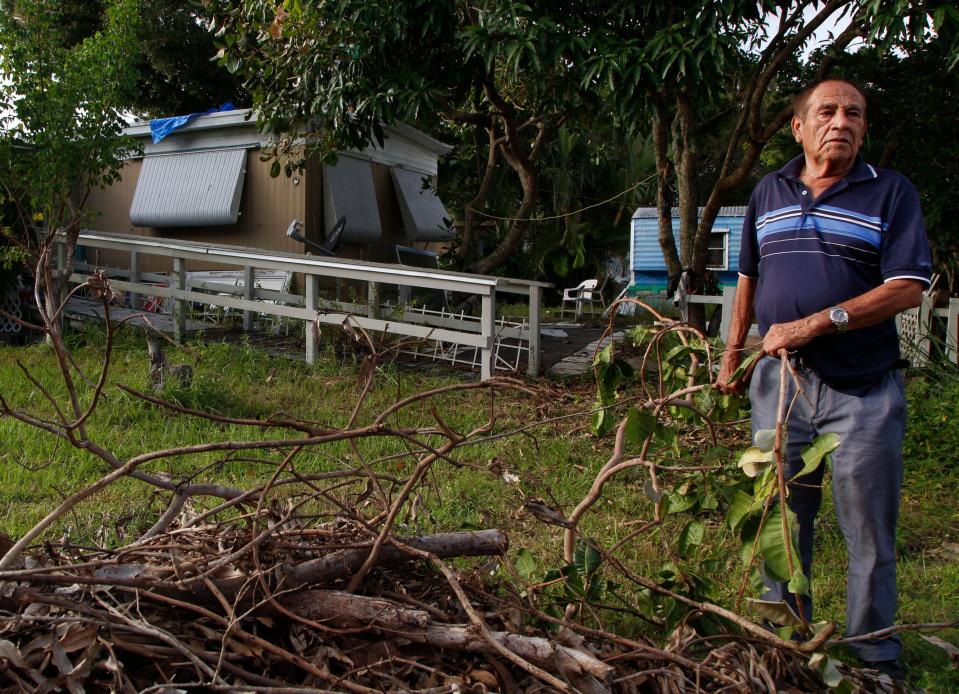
[56,231,550,379]
[896,296,959,367]
[676,284,958,367]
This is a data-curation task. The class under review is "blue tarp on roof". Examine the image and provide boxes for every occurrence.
[149,102,236,144]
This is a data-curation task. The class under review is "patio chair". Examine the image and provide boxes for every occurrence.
[560,278,603,319]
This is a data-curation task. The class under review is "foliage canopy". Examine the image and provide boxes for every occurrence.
[0,0,140,275]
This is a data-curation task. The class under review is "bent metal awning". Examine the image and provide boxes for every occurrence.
[130,148,247,227]
[323,154,383,242]
[390,167,453,242]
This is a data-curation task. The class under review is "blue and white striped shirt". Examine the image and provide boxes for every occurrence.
[740,155,932,389]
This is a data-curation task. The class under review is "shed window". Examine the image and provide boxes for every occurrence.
[130,149,247,227]
[390,167,452,242]
[322,155,383,242]
[707,229,729,270]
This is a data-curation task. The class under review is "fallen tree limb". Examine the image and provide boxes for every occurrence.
[274,589,431,630]
[406,625,614,682]
[287,529,508,587]
[268,587,613,682]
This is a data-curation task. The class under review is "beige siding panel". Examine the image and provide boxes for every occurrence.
[234,150,305,255]
[87,159,143,236]
[84,153,306,274]
[84,159,146,271]
[83,150,417,282]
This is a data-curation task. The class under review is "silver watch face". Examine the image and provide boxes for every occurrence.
[830,307,849,331]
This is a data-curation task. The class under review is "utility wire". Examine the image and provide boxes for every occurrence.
[465,171,658,223]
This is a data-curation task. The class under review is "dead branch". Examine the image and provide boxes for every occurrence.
[272,589,431,629]
[430,555,579,692]
[288,530,507,587]
[411,624,614,682]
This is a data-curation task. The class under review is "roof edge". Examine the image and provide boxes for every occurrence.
[124,108,257,138]
[124,109,451,155]
[632,205,748,220]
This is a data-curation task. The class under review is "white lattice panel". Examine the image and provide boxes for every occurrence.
[897,307,926,366]
[0,284,23,334]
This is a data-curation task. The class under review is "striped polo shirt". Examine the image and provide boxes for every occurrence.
[739,154,932,390]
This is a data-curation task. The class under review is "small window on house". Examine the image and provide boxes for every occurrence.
[707,229,729,270]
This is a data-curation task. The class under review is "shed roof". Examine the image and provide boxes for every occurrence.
[124,108,451,158]
[632,206,748,219]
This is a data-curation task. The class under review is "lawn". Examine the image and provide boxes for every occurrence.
[1,325,956,690]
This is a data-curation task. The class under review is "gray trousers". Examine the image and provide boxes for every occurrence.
[749,357,905,662]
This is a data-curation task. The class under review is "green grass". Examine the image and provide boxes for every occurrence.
[1,327,957,689]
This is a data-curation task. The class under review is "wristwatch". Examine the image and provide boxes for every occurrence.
[829,306,849,333]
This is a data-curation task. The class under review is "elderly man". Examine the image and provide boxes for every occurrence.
[717,78,932,677]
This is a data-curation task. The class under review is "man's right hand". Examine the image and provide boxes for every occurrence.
[716,349,744,394]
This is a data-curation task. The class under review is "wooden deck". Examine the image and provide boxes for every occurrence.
[66,297,215,334]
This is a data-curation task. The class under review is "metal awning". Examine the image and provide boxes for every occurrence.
[130,149,247,227]
[391,167,452,242]
[323,155,382,242]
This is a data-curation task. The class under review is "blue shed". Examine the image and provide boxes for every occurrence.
[630,206,747,292]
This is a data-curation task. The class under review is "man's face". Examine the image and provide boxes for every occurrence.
[791,81,867,173]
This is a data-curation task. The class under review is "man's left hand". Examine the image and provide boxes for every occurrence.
[762,316,821,355]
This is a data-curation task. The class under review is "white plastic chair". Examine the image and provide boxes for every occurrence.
[560,278,602,319]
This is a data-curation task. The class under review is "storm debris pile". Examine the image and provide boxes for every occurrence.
[0,515,899,693]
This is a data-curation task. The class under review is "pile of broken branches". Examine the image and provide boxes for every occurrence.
[0,512,894,693]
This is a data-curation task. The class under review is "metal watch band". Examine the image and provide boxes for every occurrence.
[829,306,849,333]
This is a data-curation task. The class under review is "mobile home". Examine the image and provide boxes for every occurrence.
[629,206,747,292]
[84,108,454,274]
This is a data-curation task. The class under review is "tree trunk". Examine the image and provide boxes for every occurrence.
[472,136,540,276]
[672,92,708,329]
[674,92,699,272]
[270,593,614,683]
[472,81,543,277]
[652,97,681,281]
[457,126,499,262]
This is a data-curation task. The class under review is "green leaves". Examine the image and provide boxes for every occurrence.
[729,426,842,602]
[535,539,608,607]
[787,570,810,597]
[726,490,753,533]
[738,446,774,477]
[747,598,802,627]
[727,350,762,386]
[757,502,802,585]
[591,344,634,436]
[754,429,776,452]
[738,428,776,477]
[624,408,657,445]
[809,653,854,693]
[0,0,141,244]
[677,520,705,558]
[572,539,603,579]
[513,548,537,581]
[797,433,840,480]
